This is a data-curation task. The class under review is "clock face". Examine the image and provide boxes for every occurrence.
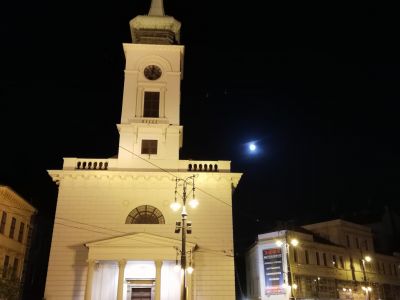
[144,65,162,80]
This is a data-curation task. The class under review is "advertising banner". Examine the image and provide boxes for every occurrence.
[263,247,285,295]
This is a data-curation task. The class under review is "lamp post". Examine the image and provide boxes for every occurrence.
[276,233,298,300]
[361,255,372,300]
[171,175,198,300]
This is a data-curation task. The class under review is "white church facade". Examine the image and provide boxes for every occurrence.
[44,1,242,299]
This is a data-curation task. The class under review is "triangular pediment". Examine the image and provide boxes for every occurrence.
[86,232,196,250]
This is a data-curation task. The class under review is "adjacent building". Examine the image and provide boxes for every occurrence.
[0,185,36,286]
[44,0,242,299]
[246,219,400,300]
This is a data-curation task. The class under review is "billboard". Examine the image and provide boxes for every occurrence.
[263,248,285,295]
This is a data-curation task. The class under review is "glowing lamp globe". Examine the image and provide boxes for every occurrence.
[170,202,181,212]
[173,264,181,272]
[189,198,199,208]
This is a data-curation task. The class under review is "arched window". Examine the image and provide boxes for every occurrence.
[125,205,165,224]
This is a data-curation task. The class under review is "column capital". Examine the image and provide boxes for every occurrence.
[118,259,127,268]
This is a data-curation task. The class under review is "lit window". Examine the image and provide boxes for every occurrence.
[339,256,344,268]
[141,140,158,155]
[143,91,160,117]
[125,205,165,224]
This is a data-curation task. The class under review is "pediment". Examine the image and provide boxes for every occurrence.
[86,232,196,250]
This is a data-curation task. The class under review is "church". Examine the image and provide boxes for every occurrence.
[44,1,242,299]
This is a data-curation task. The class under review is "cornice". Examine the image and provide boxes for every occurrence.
[47,170,242,186]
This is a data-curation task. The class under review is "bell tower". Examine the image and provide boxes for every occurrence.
[117,0,184,162]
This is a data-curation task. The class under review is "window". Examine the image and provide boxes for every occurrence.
[382,262,386,274]
[143,91,160,117]
[27,226,33,244]
[305,250,309,264]
[376,261,381,273]
[12,258,18,277]
[364,240,369,251]
[141,140,158,155]
[0,212,6,234]
[355,237,360,249]
[18,222,25,243]
[323,253,327,266]
[394,264,398,276]
[332,255,337,268]
[316,252,320,265]
[9,217,16,239]
[125,205,165,224]
[339,256,344,268]
[346,235,350,247]
[293,248,298,263]
[3,255,9,278]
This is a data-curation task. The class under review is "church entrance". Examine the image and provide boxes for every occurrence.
[126,280,155,300]
[130,287,152,300]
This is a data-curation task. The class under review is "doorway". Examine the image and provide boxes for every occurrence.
[131,287,152,300]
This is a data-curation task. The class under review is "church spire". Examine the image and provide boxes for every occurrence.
[148,0,165,16]
[129,0,181,45]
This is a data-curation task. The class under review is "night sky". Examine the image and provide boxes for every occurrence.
[1,1,400,298]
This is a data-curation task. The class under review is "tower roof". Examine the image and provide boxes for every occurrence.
[129,0,181,45]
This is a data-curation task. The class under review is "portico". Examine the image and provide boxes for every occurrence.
[84,233,196,300]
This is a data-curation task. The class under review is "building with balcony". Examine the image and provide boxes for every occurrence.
[245,219,400,300]
[0,185,36,286]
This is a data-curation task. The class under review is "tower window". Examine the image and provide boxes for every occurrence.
[141,140,158,155]
[143,91,160,117]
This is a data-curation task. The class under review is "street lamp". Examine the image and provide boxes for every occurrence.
[276,234,299,300]
[361,255,372,300]
[171,175,198,300]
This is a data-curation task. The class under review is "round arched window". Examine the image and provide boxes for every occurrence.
[125,205,165,224]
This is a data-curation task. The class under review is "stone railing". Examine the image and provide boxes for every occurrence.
[187,162,219,172]
[75,159,109,170]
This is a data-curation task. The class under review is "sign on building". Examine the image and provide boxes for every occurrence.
[263,248,285,295]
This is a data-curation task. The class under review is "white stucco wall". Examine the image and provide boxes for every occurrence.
[45,171,241,299]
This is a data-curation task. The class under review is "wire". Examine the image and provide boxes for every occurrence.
[118,145,232,207]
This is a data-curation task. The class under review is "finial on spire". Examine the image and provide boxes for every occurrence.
[149,0,165,16]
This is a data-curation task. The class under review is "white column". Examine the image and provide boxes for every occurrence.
[84,260,95,300]
[117,259,127,300]
[155,260,163,300]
